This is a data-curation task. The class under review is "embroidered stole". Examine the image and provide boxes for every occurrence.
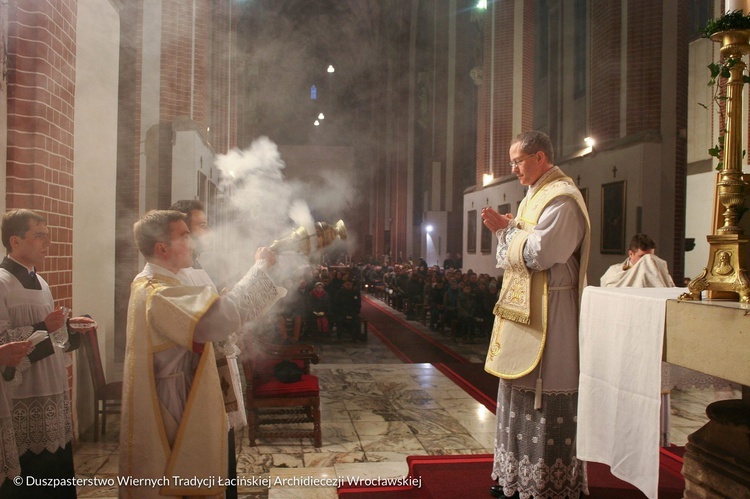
[485,169,589,380]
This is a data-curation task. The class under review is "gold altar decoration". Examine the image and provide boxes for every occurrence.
[681,30,750,303]
[269,220,347,255]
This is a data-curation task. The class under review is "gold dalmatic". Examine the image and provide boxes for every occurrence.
[485,169,590,380]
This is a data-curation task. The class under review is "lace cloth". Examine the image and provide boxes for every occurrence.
[11,391,72,455]
[661,363,736,391]
[0,385,20,485]
[495,222,546,273]
[492,382,587,499]
[495,226,521,268]
[227,261,287,324]
[0,269,74,455]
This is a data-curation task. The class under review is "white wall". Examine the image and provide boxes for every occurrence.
[72,0,121,435]
[687,39,719,166]
[172,123,214,202]
[685,172,716,280]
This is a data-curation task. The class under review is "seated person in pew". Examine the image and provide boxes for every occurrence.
[333,278,362,341]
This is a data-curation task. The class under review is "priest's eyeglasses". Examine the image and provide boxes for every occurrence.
[509,154,533,169]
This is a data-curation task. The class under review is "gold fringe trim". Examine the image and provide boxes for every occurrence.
[492,302,503,316]
[494,307,531,325]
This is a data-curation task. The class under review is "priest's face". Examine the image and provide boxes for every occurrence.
[188,209,210,240]
[11,219,50,269]
[164,220,195,271]
[509,142,545,186]
[188,209,210,254]
[628,248,655,266]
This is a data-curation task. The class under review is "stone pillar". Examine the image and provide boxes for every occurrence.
[682,398,750,498]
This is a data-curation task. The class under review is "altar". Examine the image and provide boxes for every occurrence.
[577,286,750,499]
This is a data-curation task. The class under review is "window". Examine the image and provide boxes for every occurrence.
[689,0,712,42]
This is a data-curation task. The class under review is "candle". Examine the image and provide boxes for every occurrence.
[726,0,744,14]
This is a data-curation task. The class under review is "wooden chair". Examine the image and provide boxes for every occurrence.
[242,340,322,448]
[80,328,122,441]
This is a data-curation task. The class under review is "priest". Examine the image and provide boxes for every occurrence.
[119,210,284,498]
[482,131,590,499]
[169,198,245,499]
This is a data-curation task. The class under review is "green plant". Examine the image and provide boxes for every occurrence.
[702,10,750,39]
[702,59,750,170]
[700,12,750,170]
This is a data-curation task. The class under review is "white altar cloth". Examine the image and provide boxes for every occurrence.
[577,286,686,499]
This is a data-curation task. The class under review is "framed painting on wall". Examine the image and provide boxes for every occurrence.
[481,212,492,254]
[467,210,477,254]
[579,187,589,208]
[601,180,626,254]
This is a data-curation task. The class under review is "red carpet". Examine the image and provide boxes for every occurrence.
[338,453,685,498]
[433,362,498,413]
[362,296,468,365]
[360,296,499,413]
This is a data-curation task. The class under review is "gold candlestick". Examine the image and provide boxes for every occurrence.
[682,30,750,302]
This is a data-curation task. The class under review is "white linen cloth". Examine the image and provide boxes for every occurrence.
[577,286,686,499]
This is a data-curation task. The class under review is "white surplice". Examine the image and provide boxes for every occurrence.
[179,266,247,429]
[0,269,73,455]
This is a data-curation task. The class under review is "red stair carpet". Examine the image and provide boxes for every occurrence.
[362,296,468,365]
[338,452,685,498]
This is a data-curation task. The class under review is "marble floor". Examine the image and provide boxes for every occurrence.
[72,297,740,498]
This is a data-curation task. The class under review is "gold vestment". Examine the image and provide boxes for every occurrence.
[486,169,590,380]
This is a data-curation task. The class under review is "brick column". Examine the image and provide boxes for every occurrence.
[6,0,77,306]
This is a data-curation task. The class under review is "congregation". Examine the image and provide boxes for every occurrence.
[263,259,502,347]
